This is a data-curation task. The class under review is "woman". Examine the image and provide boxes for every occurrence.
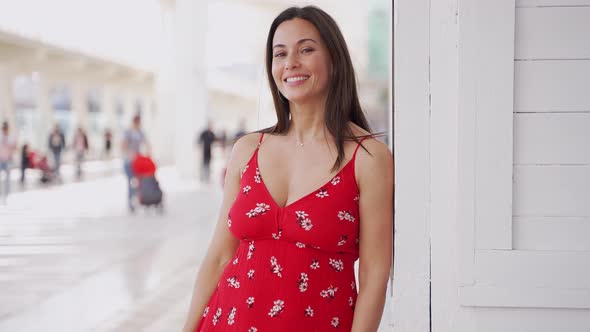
[183,6,393,332]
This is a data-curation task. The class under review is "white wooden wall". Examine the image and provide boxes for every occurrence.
[513,3,590,252]
[454,0,590,330]
[397,0,590,330]
[391,0,431,330]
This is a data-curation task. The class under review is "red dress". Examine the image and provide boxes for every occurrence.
[196,134,365,332]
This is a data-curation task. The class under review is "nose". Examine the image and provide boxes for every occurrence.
[284,53,299,70]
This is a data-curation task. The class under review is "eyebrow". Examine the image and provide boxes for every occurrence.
[273,38,318,49]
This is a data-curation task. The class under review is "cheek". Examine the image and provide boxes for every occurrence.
[313,65,330,89]
[271,63,283,86]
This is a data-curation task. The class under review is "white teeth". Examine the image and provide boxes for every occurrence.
[286,76,309,83]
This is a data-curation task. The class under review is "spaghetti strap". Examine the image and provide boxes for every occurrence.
[352,136,370,160]
[257,132,265,148]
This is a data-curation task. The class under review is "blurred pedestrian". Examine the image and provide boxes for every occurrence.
[196,122,216,183]
[104,128,112,158]
[122,114,149,212]
[48,124,65,179]
[20,143,30,185]
[218,129,228,150]
[72,127,89,179]
[0,121,16,204]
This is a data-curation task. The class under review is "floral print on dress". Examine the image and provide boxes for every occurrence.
[212,308,222,325]
[305,306,314,317]
[268,299,285,317]
[270,256,283,278]
[246,203,271,218]
[310,259,320,270]
[337,235,348,246]
[298,272,309,292]
[240,164,249,178]
[296,210,313,231]
[316,188,329,198]
[228,307,237,325]
[337,210,355,222]
[331,317,340,328]
[227,219,232,228]
[320,285,338,300]
[248,328,258,332]
[329,258,344,272]
[296,242,306,248]
[331,176,341,185]
[247,269,255,279]
[243,185,252,194]
[247,241,255,260]
[227,276,240,288]
[254,167,261,183]
[272,230,282,239]
[246,297,255,308]
[202,306,209,318]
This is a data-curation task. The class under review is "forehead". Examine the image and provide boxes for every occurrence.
[273,18,322,45]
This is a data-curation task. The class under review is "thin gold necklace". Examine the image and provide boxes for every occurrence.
[296,136,321,147]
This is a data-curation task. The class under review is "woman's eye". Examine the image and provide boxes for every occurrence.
[301,48,314,53]
[274,52,286,58]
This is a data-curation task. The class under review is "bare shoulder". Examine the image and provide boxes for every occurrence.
[348,121,392,167]
[356,139,393,172]
[354,138,394,191]
[227,132,261,175]
[233,132,261,154]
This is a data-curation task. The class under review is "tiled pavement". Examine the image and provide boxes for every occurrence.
[0,167,393,332]
[0,167,219,332]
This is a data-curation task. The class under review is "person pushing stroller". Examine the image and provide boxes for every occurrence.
[122,114,150,213]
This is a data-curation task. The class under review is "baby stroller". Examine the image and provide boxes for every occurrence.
[132,154,164,213]
[28,151,54,183]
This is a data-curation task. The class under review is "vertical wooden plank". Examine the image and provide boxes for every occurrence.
[392,0,431,330]
[456,0,514,295]
[456,0,478,286]
[431,0,478,330]
[473,0,515,250]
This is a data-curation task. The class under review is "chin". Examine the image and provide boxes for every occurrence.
[284,93,320,105]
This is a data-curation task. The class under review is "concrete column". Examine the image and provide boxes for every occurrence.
[71,81,88,130]
[101,86,114,131]
[159,0,209,178]
[0,69,15,132]
[176,0,209,179]
[154,1,177,165]
[36,73,54,152]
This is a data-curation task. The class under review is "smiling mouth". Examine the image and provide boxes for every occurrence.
[284,76,310,83]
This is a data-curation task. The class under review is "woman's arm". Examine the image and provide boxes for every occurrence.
[351,139,394,332]
[181,134,259,332]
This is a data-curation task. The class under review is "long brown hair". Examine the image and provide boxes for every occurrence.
[263,6,372,171]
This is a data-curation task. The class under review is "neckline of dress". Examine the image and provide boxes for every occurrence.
[252,148,356,210]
